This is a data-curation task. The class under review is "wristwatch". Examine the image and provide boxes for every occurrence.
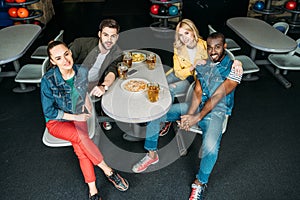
[101,84,109,91]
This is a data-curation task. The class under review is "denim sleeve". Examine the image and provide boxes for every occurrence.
[40,77,62,120]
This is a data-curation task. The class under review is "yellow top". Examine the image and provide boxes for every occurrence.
[167,38,208,80]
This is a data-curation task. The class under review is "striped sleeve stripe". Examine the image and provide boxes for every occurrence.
[228,68,242,84]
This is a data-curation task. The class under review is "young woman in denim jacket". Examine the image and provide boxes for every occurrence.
[40,41,129,200]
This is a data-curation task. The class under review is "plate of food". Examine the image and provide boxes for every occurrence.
[131,52,146,63]
[121,78,149,93]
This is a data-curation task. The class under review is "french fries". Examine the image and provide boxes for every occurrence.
[132,53,145,62]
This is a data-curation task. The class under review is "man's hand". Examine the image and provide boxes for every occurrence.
[90,85,105,97]
[232,60,243,76]
[191,59,207,71]
[179,114,199,131]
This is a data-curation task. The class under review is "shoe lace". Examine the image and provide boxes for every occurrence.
[190,184,205,200]
[137,155,152,168]
[108,171,121,184]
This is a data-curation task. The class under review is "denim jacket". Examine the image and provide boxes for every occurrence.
[195,55,235,115]
[40,65,88,120]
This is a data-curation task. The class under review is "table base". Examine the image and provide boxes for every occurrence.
[242,74,259,81]
[13,85,36,93]
[123,133,144,142]
[254,59,293,88]
[118,122,147,142]
[0,71,17,78]
[265,65,292,88]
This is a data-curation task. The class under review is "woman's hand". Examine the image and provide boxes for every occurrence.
[74,113,91,121]
[232,60,243,76]
[191,59,207,71]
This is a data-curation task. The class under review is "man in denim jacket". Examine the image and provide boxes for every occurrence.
[132,32,242,200]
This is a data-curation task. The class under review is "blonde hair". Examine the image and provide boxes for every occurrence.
[174,19,202,49]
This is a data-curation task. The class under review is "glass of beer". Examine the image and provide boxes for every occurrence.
[146,53,156,70]
[123,51,132,68]
[147,82,160,102]
[117,63,128,80]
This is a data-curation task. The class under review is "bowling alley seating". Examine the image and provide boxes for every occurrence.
[268,38,300,75]
[208,24,241,52]
[273,22,289,35]
[235,55,260,80]
[221,49,259,82]
[13,57,49,93]
[42,95,98,147]
[31,30,64,60]
[224,36,260,81]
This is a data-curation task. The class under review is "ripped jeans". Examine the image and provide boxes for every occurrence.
[166,72,194,102]
[144,102,225,184]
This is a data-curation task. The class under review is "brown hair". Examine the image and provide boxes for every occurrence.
[47,40,69,69]
[99,18,120,33]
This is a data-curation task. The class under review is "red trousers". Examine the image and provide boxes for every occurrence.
[46,120,103,183]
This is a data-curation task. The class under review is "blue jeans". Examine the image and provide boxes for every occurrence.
[144,102,225,184]
[167,72,194,102]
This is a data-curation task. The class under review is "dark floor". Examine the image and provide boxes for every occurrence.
[1,1,300,200]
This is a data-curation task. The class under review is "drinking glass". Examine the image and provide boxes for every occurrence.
[117,62,128,80]
[147,82,160,102]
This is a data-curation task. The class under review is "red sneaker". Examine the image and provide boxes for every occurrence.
[102,122,112,130]
[189,183,207,200]
[159,122,172,136]
[132,153,159,173]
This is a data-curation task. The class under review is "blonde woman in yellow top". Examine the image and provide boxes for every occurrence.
[171,19,207,80]
[161,19,243,136]
[166,19,208,103]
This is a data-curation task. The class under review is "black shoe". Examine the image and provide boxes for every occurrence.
[89,193,101,200]
[159,122,172,136]
[106,170,129,192]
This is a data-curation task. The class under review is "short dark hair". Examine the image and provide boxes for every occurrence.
[207,32,225,45]
[99,19,120,33]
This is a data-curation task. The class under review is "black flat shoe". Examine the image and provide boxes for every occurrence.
[89,193,101,200]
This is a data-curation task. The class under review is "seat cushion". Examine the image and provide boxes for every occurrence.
[235,55,260,74]
[15,64,43,83]
[268,54,300,70]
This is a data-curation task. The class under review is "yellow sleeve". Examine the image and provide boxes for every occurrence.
[173,48,193,80]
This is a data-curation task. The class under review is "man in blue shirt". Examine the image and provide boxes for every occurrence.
[132,32,242,200]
